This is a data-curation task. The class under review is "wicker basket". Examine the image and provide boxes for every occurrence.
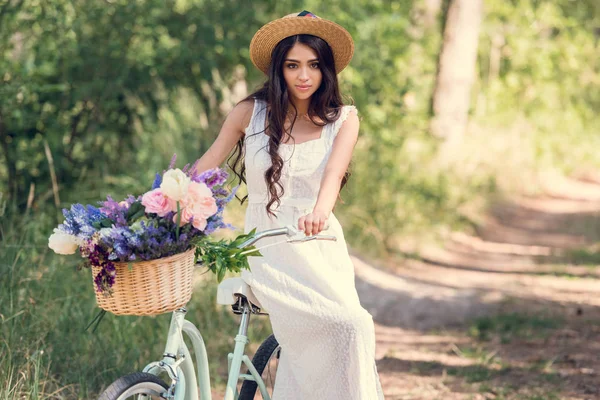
[91,247,196,316]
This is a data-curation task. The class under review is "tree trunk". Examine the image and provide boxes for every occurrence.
[423,0,443,29]
[430,0,483,147]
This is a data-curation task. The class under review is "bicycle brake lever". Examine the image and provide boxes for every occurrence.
[287,234,337,243]
[285,222,331,236]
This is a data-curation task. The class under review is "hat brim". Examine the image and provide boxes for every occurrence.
[249,16,354,75]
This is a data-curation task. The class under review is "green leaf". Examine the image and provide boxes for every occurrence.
[125,201,144,220]
[245,250,261,257]
[92,217,115,229]
[216,259,226,282]
[129,209,145,223]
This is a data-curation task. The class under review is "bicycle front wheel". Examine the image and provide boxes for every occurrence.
[98,372,169,400]
[239,334,281,400]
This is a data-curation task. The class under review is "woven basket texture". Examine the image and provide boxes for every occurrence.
[91,247,196,316]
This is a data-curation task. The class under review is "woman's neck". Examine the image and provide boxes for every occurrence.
[288,98,310,116]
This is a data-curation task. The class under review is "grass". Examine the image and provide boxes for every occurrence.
[0,206,271,398]
[477,383,561,400]
[448,365,499,383]
[564,247,600,266]
[468,312,562,343]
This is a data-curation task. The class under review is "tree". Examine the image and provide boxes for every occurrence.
[0,0,300,208]
[430,0,483,148]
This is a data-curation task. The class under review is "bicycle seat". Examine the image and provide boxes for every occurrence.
[216,277,264,310]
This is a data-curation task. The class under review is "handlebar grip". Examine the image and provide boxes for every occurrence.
[287,221,331,234]
[287,234,337,244]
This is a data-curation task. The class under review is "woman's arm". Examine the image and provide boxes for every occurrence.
[298,109,360,235]
[192,100,254,174]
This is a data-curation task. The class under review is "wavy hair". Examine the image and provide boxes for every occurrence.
[228,34,351,217]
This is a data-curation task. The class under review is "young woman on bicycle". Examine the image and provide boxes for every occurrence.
[194,11,384,399]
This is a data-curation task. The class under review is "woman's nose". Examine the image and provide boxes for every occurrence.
[298,66,309,80]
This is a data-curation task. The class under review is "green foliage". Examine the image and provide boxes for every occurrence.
[0,0,302,206]
[469,312,562,343]
[194,229,262,283]
[473,0,600,171]
[333,0,600,253]
[564,246,600,266]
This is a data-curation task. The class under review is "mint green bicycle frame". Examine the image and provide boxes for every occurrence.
[137,226,335,400]
[143,303,270,400]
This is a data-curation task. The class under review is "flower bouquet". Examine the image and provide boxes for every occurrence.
[48,156,259,316]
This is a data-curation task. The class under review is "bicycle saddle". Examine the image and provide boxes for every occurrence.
[216,277,264,310]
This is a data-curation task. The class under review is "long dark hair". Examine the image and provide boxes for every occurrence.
[228,34,351,217]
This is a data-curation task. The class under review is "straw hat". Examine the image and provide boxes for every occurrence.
[249,10,354,75]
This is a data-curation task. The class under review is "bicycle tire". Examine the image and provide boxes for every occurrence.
[238,334,281,400]
[97,372,169,400]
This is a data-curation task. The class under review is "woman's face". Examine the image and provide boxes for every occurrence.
[283,43,322,102]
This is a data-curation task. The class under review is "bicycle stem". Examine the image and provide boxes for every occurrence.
[236,227,292,249]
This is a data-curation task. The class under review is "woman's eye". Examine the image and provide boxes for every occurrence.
[285,63,318,69]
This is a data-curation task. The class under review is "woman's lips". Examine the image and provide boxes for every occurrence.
[296,85,311,91]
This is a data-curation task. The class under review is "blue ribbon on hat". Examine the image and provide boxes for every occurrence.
[298,10,318,18]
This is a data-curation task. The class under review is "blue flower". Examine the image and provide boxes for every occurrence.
[59,204,104,240]
[151,173,162,190]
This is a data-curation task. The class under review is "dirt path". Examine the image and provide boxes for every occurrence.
[356,174,600,399]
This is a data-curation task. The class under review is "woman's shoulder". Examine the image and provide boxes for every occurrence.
[331,104,358,124]
[326,104,359,140]
[228,98,256,132]
[235,98,256,115]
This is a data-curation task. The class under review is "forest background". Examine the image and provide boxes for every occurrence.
[1,0,599,397]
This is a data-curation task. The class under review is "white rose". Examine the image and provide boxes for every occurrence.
[48,229,80,255]
[160,168,191,202]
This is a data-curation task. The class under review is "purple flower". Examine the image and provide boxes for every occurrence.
[99,195,139,227]
[192,168,229,188]
[168,154,177,169]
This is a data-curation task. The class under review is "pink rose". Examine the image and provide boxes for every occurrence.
[187,182,218,218]
[172,182,218,231]
[174,205,194,226]
[191,215,208,231]
[192,195,218,219]
[185,181,213,203]
[173,207,208,230]
[141,188,173,217]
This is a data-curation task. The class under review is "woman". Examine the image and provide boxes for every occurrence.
[194,11,384,399]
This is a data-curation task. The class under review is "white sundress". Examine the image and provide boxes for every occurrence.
[240,98,385,400]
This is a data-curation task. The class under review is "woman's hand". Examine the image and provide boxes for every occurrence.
[298,210,329,236]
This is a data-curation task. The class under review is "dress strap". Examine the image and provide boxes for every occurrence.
[246,98,268,135]
[326,105,358,144]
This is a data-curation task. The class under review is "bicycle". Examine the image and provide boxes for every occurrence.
[98,225,337,400]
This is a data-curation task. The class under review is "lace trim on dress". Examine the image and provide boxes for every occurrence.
[245,97,259,135]
[324,105,357,146]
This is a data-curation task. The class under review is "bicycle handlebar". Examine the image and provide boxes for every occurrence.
[236,225,337,249]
